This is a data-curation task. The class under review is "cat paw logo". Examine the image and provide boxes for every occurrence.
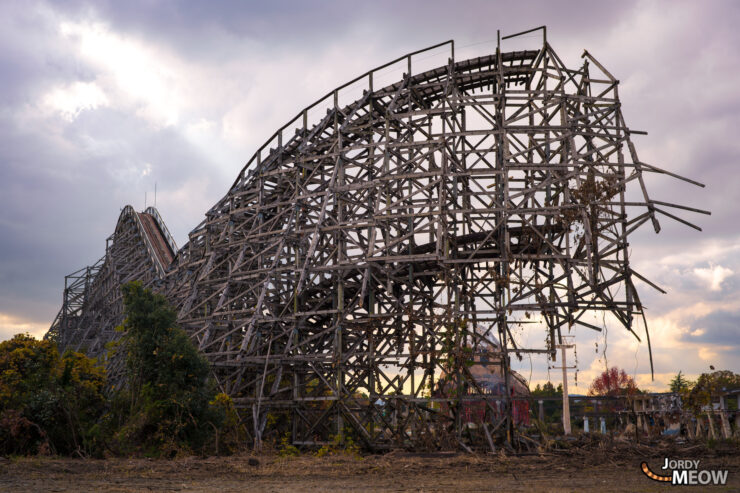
[641,459,729,486]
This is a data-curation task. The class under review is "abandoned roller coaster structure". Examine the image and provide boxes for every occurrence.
[47,27,708,451]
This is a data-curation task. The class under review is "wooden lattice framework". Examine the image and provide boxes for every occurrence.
[48,28,707,450]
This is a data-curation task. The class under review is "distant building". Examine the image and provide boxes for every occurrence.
[437,339,531,426]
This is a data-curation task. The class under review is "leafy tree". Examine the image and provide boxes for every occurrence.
[109,282,223,456]
[588,367,638,397]
[208,392,246,454]
[531,381,562,397]
[669,370,692,393]
[0,334,106,456]
[530,381,563,424]
[682,370,740,414]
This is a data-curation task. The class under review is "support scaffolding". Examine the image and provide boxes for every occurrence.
[48,29,707,450]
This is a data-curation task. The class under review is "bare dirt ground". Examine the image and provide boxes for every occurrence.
[1,442,738,492]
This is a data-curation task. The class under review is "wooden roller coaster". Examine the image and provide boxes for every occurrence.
[46,27,708,451]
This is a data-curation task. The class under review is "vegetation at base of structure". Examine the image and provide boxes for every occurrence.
[0,334,107,456]
[103,281,227,457]
[315,432,361,458]
[587,367,639,397]
[262,410,294,445]
[435,319,475,399]
[277,433,300,457]
[209,393,248,455]
[0,283,249,458]
[680,370,740,414]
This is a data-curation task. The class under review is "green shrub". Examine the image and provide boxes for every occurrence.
[0,334,107,456]
[278,433,300,457]
[209,393,247,455]
[108,282,223,456]
[315,431,361,458]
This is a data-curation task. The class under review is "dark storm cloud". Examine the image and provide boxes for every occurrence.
[44,0,641,66]
[0,97,227,323]
[685,311,740,346]
[40,0,387,63]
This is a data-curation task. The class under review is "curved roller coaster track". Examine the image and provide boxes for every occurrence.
[47,28,708,451]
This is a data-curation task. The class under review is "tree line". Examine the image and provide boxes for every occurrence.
[0,282,243,457]
[532,366,739,411]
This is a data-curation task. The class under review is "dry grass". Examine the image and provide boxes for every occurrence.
[1,439,738,492]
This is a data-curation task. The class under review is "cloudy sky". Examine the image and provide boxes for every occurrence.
[1,0,738,392]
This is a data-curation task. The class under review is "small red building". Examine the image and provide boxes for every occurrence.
[438,344,531,427]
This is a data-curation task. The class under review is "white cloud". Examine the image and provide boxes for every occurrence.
[693,263,734,291]
[52,18,260,177]
[59,20,183,127]
[43,81,108,121]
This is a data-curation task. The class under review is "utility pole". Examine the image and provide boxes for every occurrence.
[552,336,576,434]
